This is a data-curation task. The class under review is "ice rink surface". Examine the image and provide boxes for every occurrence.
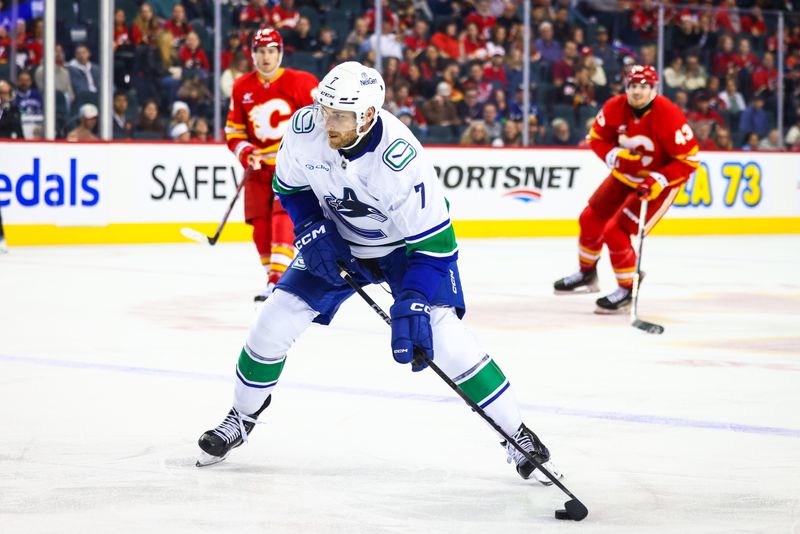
[1,235,798,534]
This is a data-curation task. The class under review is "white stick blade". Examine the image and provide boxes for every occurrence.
[180,227,211,245]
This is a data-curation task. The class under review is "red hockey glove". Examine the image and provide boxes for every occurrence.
[637,171,669,200]
[605,147,644,176]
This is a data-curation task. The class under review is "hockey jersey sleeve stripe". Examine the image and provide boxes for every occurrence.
[233,141,255,159]
[226,132,249,140]
[405,218,451,243]
[406,224,458,257]
[272,173,311,195]
[226,120,246,128]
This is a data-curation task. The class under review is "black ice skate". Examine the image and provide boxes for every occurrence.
[501,423,563,486]
[595,286,633,314]
[196,396,271,467]
[553,269,599,294]
[253,282,275,304]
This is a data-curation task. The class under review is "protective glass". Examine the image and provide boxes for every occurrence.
[316,104,358,134]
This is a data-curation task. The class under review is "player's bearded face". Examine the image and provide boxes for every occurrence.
[318,105,359,149]
[626,83,656,109]
[253,47,281,77]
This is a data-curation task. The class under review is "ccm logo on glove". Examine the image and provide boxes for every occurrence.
[410,302,431,313]
[294,225,326,249]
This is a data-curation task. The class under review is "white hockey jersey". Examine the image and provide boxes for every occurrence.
[273,108,458,261]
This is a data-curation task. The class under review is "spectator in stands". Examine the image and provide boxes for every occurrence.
[742,5,767,37]
[552,6,573,43]
[405,62,434,99]
[391,83,424,126]
[552,40,578,84]
[171,100,191,130]
[0,80,24,139]
[419,45,444,80]
[421,81,460,129]
[693,121,716,150]
[688,94,725,129]
[165,3,193,47]
[66,103,98,141]
[465,0,496,40]
[175,78,213,116]
[784,115,800,147]
[715,0,743,35]
[713,126,734,150]
[362,17,403,60]
[741,131,760,150]
[404,19,430,59]
[663,56,686,91]
[284,16,319,53]
[396,107,423,137]
[757,128,781,150]
[34,43,74,105]
[179,31,210,79]
[220,32,247,72]
[114,8,132,49]
[549,117,575,146]
[631,0,657,44]
[671,10,700,60]
[580,47,607,91]
[170,121,191,142]
[68,44,100,95]
[733,37,759,75]
[429,19,460,61]
[136,98,167,138]
[498,118,522,146]
[151,30,182,107]
[535,21,562,64]
[460,20,488,61]
[240,0,271,29]
[271,0,300,30]
[456,86,484,125]
[19,18,43,68]
[711,34,736,78]
[674,89,690,114]
[491,87,509,120]
[718,77,745,115]
[459,120,491,145]
[682,53,708,93]
[751,51,777,101]
[132,2,162,46]
[316,26,338,61]
[364,0,398,33]
[481,102,502,142]
[527,114,544,145]
[592,26,617,79]
[495,1,522,40]
[508,84,543,124]
[462,61,494,104]
[345,17,370,52]
[738,94,770,139]
[112,91,133,139]
[14,70,42,117]
[191,116,210,142]
[221,52,250,99]
[693,12,718,58]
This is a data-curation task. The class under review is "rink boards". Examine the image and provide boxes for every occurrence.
[1,141,798,245]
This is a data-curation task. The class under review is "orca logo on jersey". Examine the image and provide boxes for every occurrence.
[324,187,388,240]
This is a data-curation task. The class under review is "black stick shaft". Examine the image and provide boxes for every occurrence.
[210,165,252,244]
[339,269,586,504]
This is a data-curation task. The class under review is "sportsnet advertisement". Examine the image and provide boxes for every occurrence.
[0,142,797,245]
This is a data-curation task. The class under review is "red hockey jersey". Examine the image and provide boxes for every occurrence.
[225,68,318,167]
[587,94,700,189]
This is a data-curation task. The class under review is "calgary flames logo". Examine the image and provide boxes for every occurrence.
[250,99,293,142]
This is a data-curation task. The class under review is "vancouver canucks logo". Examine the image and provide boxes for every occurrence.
[324,187,387,240]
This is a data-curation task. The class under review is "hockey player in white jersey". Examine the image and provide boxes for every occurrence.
[196,61,563,485]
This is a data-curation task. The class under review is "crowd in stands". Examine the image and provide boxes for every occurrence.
[1,0,800,150]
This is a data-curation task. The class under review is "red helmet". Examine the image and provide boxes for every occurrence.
[251,27,283,52]
[626,64,659,86]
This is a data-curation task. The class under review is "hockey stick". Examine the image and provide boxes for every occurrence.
[180,165,253,246]
[338,267,588,522]
[631,198,665,334]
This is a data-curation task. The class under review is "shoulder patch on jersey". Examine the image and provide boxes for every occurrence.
[382,139,417,172]
[292,106,315,134]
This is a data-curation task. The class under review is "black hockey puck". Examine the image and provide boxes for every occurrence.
[555,509,571,520]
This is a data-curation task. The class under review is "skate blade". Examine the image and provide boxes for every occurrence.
[553,284,600,296]
[533,461,564,486]
[594,303,631,315]
[196,450,228,467]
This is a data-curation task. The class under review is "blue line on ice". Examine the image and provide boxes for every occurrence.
[3,353,798,438]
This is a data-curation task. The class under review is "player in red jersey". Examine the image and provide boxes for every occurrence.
[225,27,318,302]
[553,65,700,313]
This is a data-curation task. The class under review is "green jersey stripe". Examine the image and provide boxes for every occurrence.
[406,224,457,256]
[273,174,310,195]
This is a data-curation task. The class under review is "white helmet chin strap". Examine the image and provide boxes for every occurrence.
[341,108,378,151]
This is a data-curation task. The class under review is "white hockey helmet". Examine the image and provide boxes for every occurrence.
[316,61,385,142]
